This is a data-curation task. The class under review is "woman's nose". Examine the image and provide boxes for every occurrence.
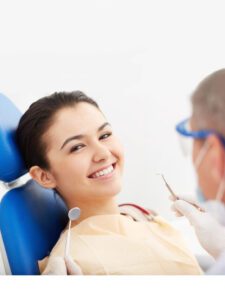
[92,143,111,162]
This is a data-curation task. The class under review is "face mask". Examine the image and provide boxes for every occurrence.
[203,200,225,226]
[194,141,210,204]
[196,186,206,203]
[194,140,211,170]
[194,139,225,203]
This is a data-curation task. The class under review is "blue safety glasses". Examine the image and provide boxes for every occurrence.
[175,118,225,155]
[176,118,213,138]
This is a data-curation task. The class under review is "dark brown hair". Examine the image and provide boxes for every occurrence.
[16,91,99,170]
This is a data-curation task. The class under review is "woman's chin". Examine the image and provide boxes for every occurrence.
[94,183,122,198]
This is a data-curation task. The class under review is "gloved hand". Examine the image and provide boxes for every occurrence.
[64,255,83,275]
[171,198,225,259]
[42,255,83,275]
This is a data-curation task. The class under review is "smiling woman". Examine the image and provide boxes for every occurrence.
[16,92,124,222]
[16,91,202,275]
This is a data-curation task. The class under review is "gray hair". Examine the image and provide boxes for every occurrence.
[191,69,225,136]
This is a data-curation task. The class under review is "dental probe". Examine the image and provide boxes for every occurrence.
[157,173,205,212]
[157,173,179,201]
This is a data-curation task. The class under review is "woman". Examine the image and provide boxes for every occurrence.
[16,91,202,275]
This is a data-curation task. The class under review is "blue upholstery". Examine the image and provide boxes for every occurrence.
[0,94,27,182]
[0,94,68,275]
[0,180,68,275]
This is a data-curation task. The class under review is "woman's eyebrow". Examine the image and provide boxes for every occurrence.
[60,122,111,150]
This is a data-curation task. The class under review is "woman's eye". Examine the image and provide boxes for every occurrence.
[99,132,112,140]
[70,144,84,153]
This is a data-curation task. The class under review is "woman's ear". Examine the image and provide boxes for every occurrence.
[29,166,56,189]
[207,135,225,182]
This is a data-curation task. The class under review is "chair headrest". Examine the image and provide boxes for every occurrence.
[0,93,27,182]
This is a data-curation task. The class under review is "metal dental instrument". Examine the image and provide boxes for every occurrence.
[157,173,179,201]
[64,207,81,258]
[157,173,205,212]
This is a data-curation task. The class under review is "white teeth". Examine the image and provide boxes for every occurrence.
[91,165,114,178]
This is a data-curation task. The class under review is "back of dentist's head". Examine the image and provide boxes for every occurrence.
[191,69,225,136]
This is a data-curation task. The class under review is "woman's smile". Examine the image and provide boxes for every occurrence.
[88,163,117,181]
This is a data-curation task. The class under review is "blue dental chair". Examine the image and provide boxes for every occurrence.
[0,94,68,275]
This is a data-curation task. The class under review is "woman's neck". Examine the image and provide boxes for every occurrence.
[68,196,120,226]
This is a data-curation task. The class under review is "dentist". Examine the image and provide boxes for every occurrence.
[174,69,225,274]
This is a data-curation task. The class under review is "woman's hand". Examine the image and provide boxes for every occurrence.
[42,255,83,275]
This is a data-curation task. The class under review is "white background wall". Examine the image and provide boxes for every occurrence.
[1,0,225,221]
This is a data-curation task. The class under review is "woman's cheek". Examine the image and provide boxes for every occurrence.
[116,141,125,161]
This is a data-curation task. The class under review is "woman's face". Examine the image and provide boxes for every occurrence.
[43,102,124,203]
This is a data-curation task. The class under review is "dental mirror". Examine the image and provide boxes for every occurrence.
[64,207,81,257]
